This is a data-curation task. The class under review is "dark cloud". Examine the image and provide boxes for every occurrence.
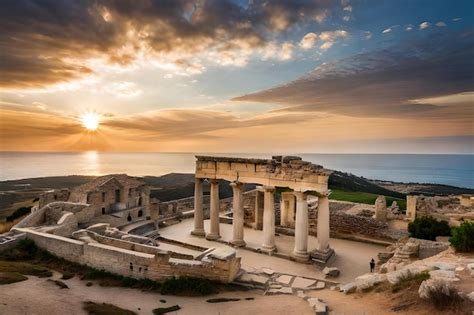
[103,108,314,139]
[234,32,474,119]
[0,0,335,88]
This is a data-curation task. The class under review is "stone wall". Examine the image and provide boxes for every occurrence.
[38,189,70,209]
[16,228,241,283]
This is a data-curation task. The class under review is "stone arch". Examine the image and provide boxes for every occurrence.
[127,214,132,222]
[138,209,143,217]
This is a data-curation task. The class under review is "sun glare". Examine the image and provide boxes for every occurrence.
[80,112,100,131]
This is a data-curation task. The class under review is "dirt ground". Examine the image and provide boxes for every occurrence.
[0,272,313,315]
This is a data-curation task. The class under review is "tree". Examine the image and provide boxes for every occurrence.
[450,221,474,252]
[408,217,451,241]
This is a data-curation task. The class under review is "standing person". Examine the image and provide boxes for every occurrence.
[370,258,375,272]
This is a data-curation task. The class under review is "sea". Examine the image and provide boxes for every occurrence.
[0,152,473,188]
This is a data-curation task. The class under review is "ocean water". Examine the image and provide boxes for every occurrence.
[0,152,473,188]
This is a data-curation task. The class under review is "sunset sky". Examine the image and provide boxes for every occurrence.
[0,0,473,153]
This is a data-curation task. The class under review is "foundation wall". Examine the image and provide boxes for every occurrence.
[15,228,240,283]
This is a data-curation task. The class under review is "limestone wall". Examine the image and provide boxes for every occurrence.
[38,189,70,209]
[15,228,240,283]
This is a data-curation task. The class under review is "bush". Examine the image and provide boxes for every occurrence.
[421,281,463,310]
[6,207,32,222]
[450,221,474,252]
[160,277,217,296]
[408,217,451,241]
[391,270,430,293]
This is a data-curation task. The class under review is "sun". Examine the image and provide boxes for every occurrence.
[80,112,100,131]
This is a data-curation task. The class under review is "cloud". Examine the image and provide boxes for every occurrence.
[0,0,338,90]
[317,30,348,50]
[343,16,351,21]
[419,22,430,30]
[343,5,352,12]
[262,42,295,61]
[452,18,462,22]
[406,25,413,31]
[233,32,474,121]
[364,31,373,40]
[435,21,447,27]
[299,33,318,49]
[103,82,142,97]
[382,28,392,34]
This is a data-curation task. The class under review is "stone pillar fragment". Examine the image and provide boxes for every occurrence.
[374,195,387,222]
[293,191,309,261]
[262,186,276,253]
[191,178,205,236]
[206,179,221,240]
[230,182,246,247]
[317,195,330,251]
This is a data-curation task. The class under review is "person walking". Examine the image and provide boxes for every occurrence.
[370,258,375,272]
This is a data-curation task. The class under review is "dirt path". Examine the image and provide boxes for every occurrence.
[0,272,313,315]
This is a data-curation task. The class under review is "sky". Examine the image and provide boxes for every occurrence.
[0,0,473,154]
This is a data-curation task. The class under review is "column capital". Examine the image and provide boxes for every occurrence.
[293,191,307,200]
[229,181,244,188]
[262,186,275,192]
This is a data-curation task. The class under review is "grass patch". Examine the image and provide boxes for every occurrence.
[0,272,27,284]
[160,277,218,296]
[152,305,181,314]
[206,297,240,303]
[330,189,406,209]
[47,279,69,289]
[83,301,137,315]
[391,271,430,293]
[61,270,75,280]
[422,282,463,310]
[0,260,52,278]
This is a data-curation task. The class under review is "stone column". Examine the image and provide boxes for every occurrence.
[191,178,205,236]
[206,179,220,240]
[317,195,330,251]
[262,186,276,252]
[293,191,309,261]
[230,182,245,247]
[280,193,289,227]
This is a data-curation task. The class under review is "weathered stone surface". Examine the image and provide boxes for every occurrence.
[322,267,340,277]
[307,298,328,315]
[236,272,268,286]
[266,287,293,295]
[291,277,317,289]
[207,247,236,260]
[386,265,430,284]
[86,223,110,234]
[340,282,356,294]
[276,274,293,285]
[429,270,459,281]
[431,262,456,271]
[418,278,455,300]
[261,267,275,275]
[314,281,326,290]
[374,195,387,222]
[466,291,474,302]
[296,290,305,298]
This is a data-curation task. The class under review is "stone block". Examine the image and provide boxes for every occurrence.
[322,267,340,277]
[291,277,317,289]
[276,274,293,285]
[307,298,328,315]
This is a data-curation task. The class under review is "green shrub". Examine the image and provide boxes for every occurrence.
[160,277,217,296]
[408,217,451,241]
[6,207,32,222]
[449,221,474,252]
[152,305,181,314]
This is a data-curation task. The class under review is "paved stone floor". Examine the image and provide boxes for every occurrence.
[159,218,385,283]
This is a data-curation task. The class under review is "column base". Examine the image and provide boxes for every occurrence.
[230,239,246,247]
[191,229,206,237]
[205,233,221,241]
[261,244,276,254]
[310,247,335,265]
[292,250,310,262]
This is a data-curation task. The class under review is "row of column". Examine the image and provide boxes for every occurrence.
[191,178,331,261]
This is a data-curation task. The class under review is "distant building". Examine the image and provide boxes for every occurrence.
[38,174,154,226]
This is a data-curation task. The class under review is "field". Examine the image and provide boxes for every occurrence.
[329,189,407,210]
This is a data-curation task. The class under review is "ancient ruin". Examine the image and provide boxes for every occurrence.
[192,155,334,263]
[4,174,241,284]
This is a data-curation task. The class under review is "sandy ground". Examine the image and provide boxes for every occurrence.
[0,272,313,315]
[160,218,385,283]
